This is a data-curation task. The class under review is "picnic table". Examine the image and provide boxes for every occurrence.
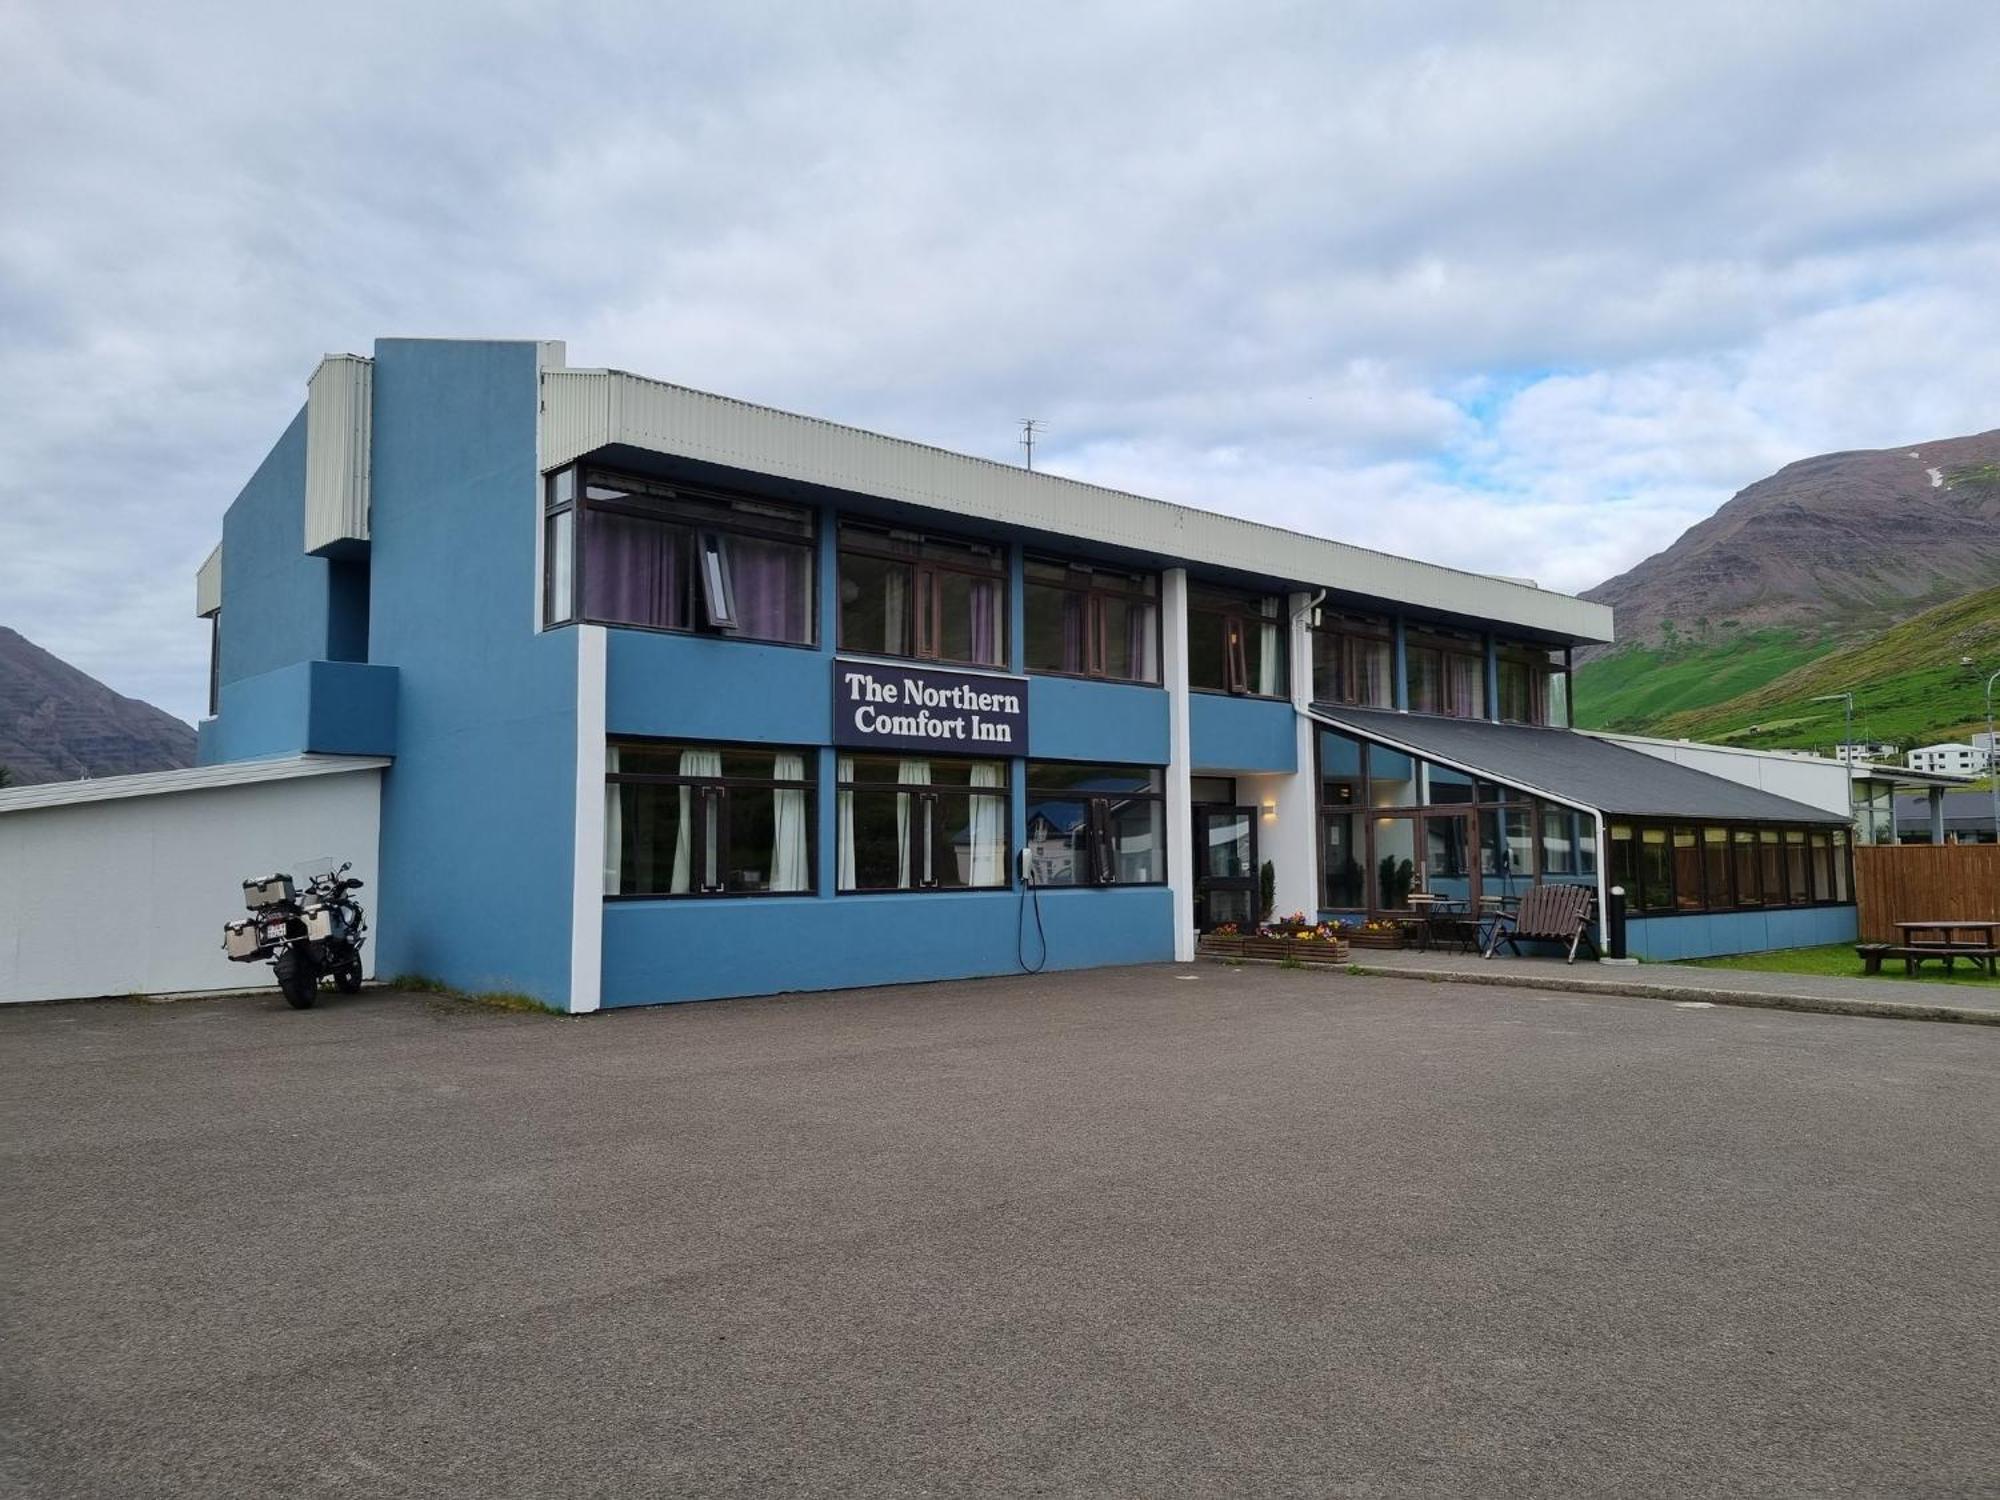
[1857,920,2000,976]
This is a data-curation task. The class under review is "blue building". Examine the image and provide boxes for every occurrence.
[193,338,1857,1011]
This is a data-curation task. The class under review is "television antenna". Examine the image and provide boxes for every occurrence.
[1019,418,1043,471]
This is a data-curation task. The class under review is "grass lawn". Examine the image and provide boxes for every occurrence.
[1682,942,2000,987]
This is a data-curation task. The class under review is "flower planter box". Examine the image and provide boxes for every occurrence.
[1287,939,1351,965]
[1345,930,1407,950]
[1197,934,1246,957]
[1216,936,1355,964]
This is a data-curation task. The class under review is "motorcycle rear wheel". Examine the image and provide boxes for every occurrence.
[274,950,318,1009]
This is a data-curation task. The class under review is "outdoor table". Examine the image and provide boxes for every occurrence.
[1891,920,2000,976]
[1415,898,1479,954]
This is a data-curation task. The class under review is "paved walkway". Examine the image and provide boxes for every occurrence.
[1341,946,2000,1023]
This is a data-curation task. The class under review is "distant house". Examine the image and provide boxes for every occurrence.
[1894,791,1998,844]
[1831,743,1898,765]
[1906,742,1993,775]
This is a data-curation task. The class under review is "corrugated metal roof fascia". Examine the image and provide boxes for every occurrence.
[303,355,373,552]
[195,542,222,618]
[1307,709,1600,814]
[540,369,1615,643]
[0,755,391,815]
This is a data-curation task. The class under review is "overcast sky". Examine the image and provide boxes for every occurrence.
[4,1,1998,724]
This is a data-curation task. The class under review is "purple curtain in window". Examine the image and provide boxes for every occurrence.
[969,578,1002,665]
[727,536,810,642]
[1061,592,1086,673]
[586,513,683,627]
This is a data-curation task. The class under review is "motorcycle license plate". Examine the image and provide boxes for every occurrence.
[261,921,289,943]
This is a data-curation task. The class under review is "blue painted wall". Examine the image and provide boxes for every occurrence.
[609,630,828,743]
[1626,905,1858,961]
[602,886,1172,1006]
[1028,676,1169,763]
[199,661,397,762]
[365,339,579,1004]
[1190,693,1295,773]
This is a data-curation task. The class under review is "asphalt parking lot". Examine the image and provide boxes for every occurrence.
[5,966,1998,1499]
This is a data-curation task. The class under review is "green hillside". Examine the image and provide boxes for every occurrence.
[1574,586,2000,753]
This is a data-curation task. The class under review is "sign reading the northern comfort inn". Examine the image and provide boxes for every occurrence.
[833,660,1029,755]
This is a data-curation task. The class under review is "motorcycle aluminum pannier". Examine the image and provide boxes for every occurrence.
[301,903,347,942]
[223,919,272,961]
[243,874,295,910]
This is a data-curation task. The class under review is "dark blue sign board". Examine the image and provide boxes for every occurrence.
[833,659,1029,755]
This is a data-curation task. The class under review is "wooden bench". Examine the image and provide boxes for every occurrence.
[1856,942,2000,977]
[1482,884,1599,965]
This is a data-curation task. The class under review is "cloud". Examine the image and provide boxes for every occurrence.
[2,0,1997,721]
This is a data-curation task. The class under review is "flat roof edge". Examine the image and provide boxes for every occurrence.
[0,754,391,815]
[541,366,1616,645]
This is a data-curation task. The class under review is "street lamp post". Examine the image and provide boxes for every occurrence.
[1986,669,1999,842]
[1812,692,1855,761]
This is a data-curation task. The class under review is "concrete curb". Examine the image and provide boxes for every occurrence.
[1338,961,2000,1027]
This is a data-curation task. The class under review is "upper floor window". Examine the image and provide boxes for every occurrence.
[1407,631,1485,718]
[544,467,815,645]
[1496,645,1560,725]
[1024,559,1159,684]
[606,741,815,897]
[838,522,1006,668]
[1311,611,1394,708]
[1188,585,1287,696]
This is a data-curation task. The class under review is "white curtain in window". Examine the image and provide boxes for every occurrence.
[969,762,1006,887]
[836,756,857,889]
[771,752,810,892]
[670,748,723,893]
[1257,602,1281,696]
[896,759,931,888]
[603,744,622,893]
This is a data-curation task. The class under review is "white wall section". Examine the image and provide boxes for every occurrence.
[304,354,373,555]
[0,760,385,1003]
[568,624,606,1013]
[1162,568,1196,961]
[195,542,222,618]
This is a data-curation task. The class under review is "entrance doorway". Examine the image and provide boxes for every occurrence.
[1194,804,1259,930]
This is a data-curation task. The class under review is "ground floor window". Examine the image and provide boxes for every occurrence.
[606,741,815,896]
[1607,821,1851,913]
[839,755,1009,891]
[1025,762,1166,886]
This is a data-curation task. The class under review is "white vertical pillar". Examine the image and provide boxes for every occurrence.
[1162,568,1196,961]
[568,624,606,1013]
[1266,591,1321,920]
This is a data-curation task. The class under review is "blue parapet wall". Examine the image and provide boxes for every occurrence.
[601,885,1174,1006]
[1189,693,1296,773]
[198,661,397,763]
[1625,906,1859,961]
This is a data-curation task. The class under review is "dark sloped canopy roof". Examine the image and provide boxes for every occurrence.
[1315,706,1846,825]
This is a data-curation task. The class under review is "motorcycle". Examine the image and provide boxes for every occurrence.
[222,861,369,1009]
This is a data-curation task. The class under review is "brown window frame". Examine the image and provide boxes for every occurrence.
[1022,558,1162,685]
[1188,584,1287,698]
[836,521,1009,669]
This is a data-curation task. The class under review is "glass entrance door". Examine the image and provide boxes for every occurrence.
[1194,805,1258,930]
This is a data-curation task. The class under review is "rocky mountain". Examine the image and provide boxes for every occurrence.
[1582,429,2000,655]
[0,628,196,786]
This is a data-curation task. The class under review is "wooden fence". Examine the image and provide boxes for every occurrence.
[1853,844,2000,942]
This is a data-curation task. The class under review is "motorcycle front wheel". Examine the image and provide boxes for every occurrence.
[274,950,318,1009]
[334,957,363,995]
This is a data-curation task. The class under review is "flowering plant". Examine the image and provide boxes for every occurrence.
[1210,921,1240,936]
